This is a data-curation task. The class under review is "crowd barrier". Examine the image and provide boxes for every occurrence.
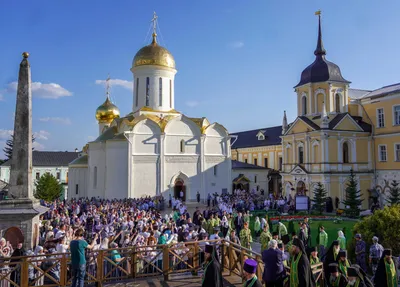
[0,239,324,287]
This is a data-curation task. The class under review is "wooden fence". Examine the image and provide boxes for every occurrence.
[0,239,324,287]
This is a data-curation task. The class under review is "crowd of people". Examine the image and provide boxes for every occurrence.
[0,192,397,287]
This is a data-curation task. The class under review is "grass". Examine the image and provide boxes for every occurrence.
[249,213,356,248]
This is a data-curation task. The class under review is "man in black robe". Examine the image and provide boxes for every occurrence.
[242,259,263,287]
[351,264,373,287]
[323,240,340,281]
[327,263,347,287]
[373,249,398,287]
[347,267,367,287]
[201,244,223,287]
[289,238,315,287]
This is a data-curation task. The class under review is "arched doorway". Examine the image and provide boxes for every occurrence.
[4,227,24,249]
[296,181,306,196]
[174,179,186,202]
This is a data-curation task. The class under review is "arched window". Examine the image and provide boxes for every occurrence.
[302,96,307,115]
[335,94,341,113]
[145,77,150,106]
[298,146,304,164]
[159,77,162,106]
[343,142,349,163]
[180,140,185,153]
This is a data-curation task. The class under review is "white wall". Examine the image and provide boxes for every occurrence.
[105,141,129,199]
[68,167,88,199]
[132,156,159,198]
[87,143,106,198]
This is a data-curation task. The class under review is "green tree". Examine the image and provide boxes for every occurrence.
[311,182,328,215]
[34,173,63,202]
[3,134,35,161]
[342,170,363,217]
[387,180,400,205]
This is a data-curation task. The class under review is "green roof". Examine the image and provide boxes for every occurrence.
[69,154,88,166]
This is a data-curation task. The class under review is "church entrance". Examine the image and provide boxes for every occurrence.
[174,179,186,202]
[296,181,306,196]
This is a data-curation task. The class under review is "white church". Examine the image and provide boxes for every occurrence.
[68,21,232,201]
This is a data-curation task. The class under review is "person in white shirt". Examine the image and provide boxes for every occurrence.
[209,227,221,240]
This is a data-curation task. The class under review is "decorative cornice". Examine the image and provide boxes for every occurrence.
[165,155,199,163]
[132,155,159,163]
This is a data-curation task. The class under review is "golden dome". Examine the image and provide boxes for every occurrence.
[95,96,120,123]
[133,34,175,69]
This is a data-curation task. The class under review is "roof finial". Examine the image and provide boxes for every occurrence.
[106,74,111,100]
[314,10,326,56]
[151,11,158,44]
[282,110,288,135]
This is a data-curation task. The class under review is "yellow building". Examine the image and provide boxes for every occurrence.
[233,13,400,208]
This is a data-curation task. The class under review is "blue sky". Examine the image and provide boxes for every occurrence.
[1,0,400,157]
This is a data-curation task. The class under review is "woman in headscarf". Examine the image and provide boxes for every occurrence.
[289,238,316,287]
[337,231,346,250]
[201,244,223,287]
[373,249,398,287]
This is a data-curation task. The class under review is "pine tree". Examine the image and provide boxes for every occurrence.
[387,180,400,205]
[311,182,328,215]
[34,173,63,202]
[3,134,35,161]
[342,169,363,217]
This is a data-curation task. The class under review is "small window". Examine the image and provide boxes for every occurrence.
[213,165,217,176]
[159,77,162,106]
[93,166,97,188]
[264,158,268,168]
[335,94,341,113]
[379,145,387,162]
[279,157,282,171]
[298,146,304,164]
[75,184,79,195]
[146,77,150,106]
[377,108,385,128]
[35,172,40,180]
[395,144,400,161]
[180,140,185,153]
[56,172,61,180]
[257,134,265,140]
[135,78,139,107]
[255,175,257,183]
[394,106,400,125]
[244,159,248,163]
[302,96,307,115]
[254,158,258,166]
[343,142,349,163]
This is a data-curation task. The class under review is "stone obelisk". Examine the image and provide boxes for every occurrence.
[0,53,47,249]
[8,52,33,199]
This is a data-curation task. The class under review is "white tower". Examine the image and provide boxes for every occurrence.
[130,12,177,113]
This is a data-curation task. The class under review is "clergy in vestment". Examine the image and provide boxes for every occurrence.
[289,238,316,287]
[242,259,263,287]
[259,225,272,252]
[373,249,398,287]
[346,267,367,287]
[240,222,252,250]
[327,263,347,287]
[201,245,223,287]
[337,250,351,278]
[323,240,340,281]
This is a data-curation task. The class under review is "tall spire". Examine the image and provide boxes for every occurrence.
[282,110,288,135]
[314,10,326,56]
[151,11,158,44]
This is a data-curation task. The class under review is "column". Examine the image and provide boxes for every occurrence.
[159,134,165,196]
[200,135,206,201]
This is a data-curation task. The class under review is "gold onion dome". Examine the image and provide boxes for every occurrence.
[133,33,175,69]
[95,96,120,123]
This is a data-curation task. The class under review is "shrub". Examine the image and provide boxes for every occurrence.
[352,205,400,256]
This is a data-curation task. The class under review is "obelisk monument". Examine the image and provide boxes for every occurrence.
[0,53,47,249]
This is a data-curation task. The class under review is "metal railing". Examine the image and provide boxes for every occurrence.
[0,239,324,287]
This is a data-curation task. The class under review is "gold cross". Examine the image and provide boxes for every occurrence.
[106,74,111,96]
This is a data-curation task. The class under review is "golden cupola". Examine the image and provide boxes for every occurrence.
[132,33,176,70]
[95,95,120,123]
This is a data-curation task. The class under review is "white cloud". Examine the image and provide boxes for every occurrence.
[6,81,72,99]
[95,79,132,91]
[185,101,200,108]
[33,141,45,150]
[39,117,71,125]
[227,41,244,49]
[0,129,13,140]
[33,130,50,140]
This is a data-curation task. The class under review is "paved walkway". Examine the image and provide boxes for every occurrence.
[104,271,242,287]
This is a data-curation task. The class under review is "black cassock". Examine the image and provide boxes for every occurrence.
[202,259,223,287]
[327,274,348,287]
[244,277,263,287]
[295,253,316,287]
[374,258,396,287]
